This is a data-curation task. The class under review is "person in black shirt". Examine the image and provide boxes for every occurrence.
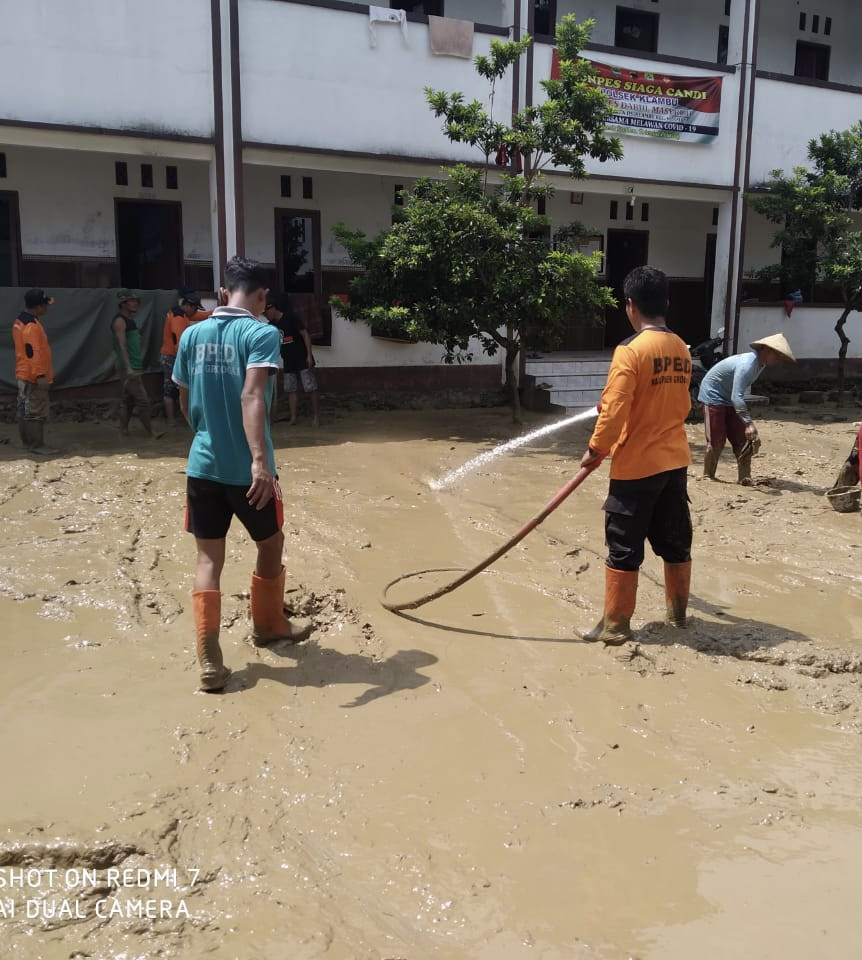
[263,296,320,427]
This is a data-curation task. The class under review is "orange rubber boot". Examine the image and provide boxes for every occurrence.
[581,567,638,646]
[193,590,231,692]
[664,560,691,628]
[250,566,313,647]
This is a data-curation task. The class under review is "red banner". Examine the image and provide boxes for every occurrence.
[552,55,724,144]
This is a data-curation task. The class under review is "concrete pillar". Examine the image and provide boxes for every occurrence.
[726,0,760,350]
[710,198,735,335]
[209,0,244,285]
[726,0,748,66]
[219,0,240,259]
[208,152,226,289]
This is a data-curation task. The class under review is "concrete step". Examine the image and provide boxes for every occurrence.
[522,353,611,412]
[548,388,604,408]
[531,373,609,390]
[525,359,611,377]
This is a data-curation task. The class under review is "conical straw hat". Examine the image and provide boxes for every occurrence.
[750,332,796,363]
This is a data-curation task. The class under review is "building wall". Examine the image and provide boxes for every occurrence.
[543,190,718,277]
[3,146,212,263]
[739,305,862,359]
[244,167,399,269]
[556,0,730,63]
[741,210,780,277]
[632,198,716,276]
[757,1,860,84]
[239,0,511,159]
[446,0,509,27]
[0,0,214,136]
[245,165,718,287]
[643,0,729,63]
[748,78,862,185]
[558,0,857,83]
[244,161,720,367]
[323,311,502,370]
[243,165,499,369]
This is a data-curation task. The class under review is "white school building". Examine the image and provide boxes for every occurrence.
[1,0,861,404]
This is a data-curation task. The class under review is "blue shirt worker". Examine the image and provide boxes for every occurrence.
[697,333,795,485]
[172,256,312,693]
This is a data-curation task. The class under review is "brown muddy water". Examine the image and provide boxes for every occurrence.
[0,404,860,960]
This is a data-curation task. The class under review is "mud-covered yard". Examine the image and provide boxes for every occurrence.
[0,402,860,960]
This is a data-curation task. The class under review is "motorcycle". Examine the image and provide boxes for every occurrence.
[688,328,724,420]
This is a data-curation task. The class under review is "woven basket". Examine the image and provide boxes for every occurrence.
[826,485,861,514]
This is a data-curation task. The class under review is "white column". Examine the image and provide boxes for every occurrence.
[208,151,223,288]
[726,0,747,66]
[219,0,239,259]
[726,0,759,349]
[711,198,734,335]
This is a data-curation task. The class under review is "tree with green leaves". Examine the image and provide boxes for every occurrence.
[747,122,862,398]
[331,16,622,421]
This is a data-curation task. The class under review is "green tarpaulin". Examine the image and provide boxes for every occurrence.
[0,288,179,393]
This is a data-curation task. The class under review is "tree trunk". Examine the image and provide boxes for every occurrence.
[835,306,852,402]
[504,339,521,424]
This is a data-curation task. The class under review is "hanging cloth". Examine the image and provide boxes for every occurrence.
[428,15,474,58]
[368,6,408,47]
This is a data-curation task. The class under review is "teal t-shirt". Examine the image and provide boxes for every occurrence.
[172,308,280,485]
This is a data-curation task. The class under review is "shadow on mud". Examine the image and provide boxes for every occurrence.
[386,596,811,658]
[230,644,438,707]
[693,474,832,496]
[633,591,812,659]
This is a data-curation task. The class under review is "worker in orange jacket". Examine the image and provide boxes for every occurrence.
[579,266,692,645]
[160,288,211,427]
[12,289,57,455]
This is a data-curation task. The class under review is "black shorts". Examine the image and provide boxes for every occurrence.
[602,467,692,571]
[185,476,284,542]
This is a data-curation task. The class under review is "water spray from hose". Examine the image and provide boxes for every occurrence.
[429,407,599,491]
[382,457,604,612]
[383,405,605,612]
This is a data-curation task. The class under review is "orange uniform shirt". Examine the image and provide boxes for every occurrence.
[12,312,54,383]
[160,309,211,357]
[589,328,691,480]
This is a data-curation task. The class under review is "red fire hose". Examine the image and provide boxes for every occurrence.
[380,457,604,613]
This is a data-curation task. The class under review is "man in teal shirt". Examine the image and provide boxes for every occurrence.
[173,257,312,692]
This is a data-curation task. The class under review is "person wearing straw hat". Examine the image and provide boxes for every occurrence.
[697,332,796,486]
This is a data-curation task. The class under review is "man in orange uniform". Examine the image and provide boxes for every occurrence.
[12,289,57,455]
[160,288,211,427]
[579,266,692,645]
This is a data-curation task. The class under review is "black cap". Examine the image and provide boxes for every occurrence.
[24,289,53,308]
[264,293,285,312]
[178,286,202,307]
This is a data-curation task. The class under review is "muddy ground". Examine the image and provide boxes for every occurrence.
[0,401,860,960]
